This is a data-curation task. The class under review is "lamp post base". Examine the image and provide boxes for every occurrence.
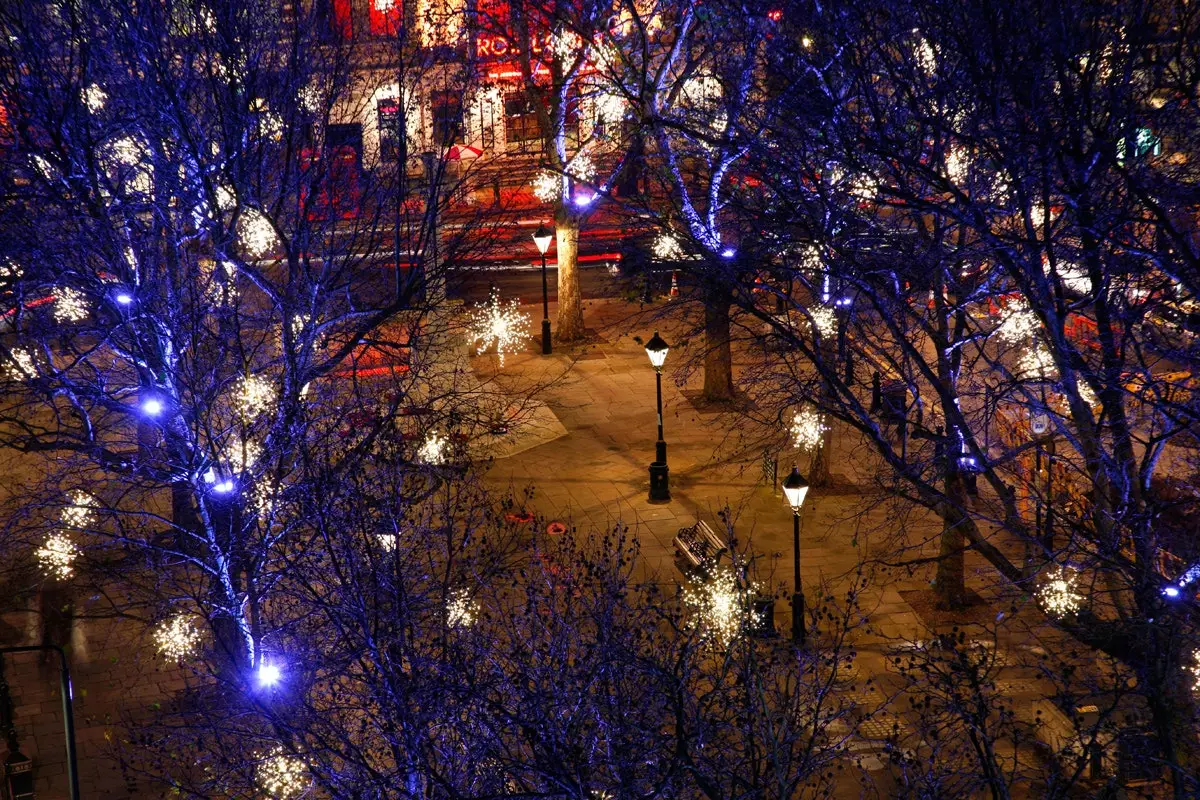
[648,461,670,502]
[791,590,806,646]
[541,318,552,355]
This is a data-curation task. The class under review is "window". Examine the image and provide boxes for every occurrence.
[1117,126,1162,163]
[431,91,461,146]
[504,92,542,145]
[378,99,404,161]
[369,0,401,36]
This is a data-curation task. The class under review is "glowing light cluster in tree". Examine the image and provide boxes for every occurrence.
[532,170,561,203]
[567,153,596,184]
[446,588,478,628]
[35,532,79,580]
[154,615,203,660]
[61,491,97,530]
[418,431,449,466]
[257,748,309,800]
[467,290,530,367]
[994,299,1040,345]
[82,84,107,112]
[238,210,278,259]
[1017,341,1056,380]
[808,305,836,339]
[235,374,276,420]
[53,286,90,323]
[944,146,968,183]
[105,136,153,195]
[653,233,684,261]
[790,406,828,451]
[683,566,761,648]
[227,437,263,473]
[4,348,36,381]
[1036,566,1084,617]
[253,480,279,518]
[551,27,584,63]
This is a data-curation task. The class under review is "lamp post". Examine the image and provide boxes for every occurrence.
[533,224,554,354]
[782,465,810,645]
[0,645,79,800]
[645,330,670,502]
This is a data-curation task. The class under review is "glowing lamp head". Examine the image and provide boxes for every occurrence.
[574,193,595,207]
[645,330,669,372]
[213,479,236,495]
[1163,585,1182,599]
[532,224,553,255]
[256,661,282,688]
[721,248,736,259]
[782,464,809,513]
[141,397,164,416]
[115,292,133,305]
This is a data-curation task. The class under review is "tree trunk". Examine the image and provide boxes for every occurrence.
[554,212,584,342]
[703,286,734,401]
[935,473,969,609]
[809,427,833,487]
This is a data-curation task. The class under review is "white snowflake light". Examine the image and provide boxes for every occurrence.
[446,588,478,628]
[238,209,278,260]
[532,170,561,203]
[153,615,203,660]
[683,566,761,648]
[235,374,276,419]
[226,437,263,473]
[467,289,530,367]
[35,532,79,580]
[0,258,21,282]
[566,153,595,183]
[913,30,937,75]
[945,146,968,184]
[60,491,97,530]
[5,348,36,381]
[653,232,684,261]
[551,27,584,63]
[53,286,89,323]
[1018,341,1056,380]
[1036,566,1084,617]
[790,406,828,451]
[994,299,1040,346]
[82,84,107,113]
[808,305,836,339]
[257,748,309,800]
[418,431,449,466]
[105,136,153,195]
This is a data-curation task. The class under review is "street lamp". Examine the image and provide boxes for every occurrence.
[645,330,670,502]
[782,464,810,645]
[533,224,554,355]
[0,645,80,799]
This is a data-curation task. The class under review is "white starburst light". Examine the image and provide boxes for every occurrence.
[154,615,203,660]
[467,290,530,367]
[790,406,828,451]
[532,170,561,203]
[447,588,478,628]
[1036,566,1084,617]
[257,747,309,800]
[53,286,89,323]
[35,532,79,580]
[683,566,761,648]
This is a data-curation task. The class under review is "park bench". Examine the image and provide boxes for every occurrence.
[673,520,726,580]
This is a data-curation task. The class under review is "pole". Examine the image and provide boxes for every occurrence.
[655,370,666,461]
[540,250,552,354]
[648,369,670,501]
[0,645,79,800]
[791,511,805,645]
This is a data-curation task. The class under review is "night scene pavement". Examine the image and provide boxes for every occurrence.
[0,295,1073,798]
